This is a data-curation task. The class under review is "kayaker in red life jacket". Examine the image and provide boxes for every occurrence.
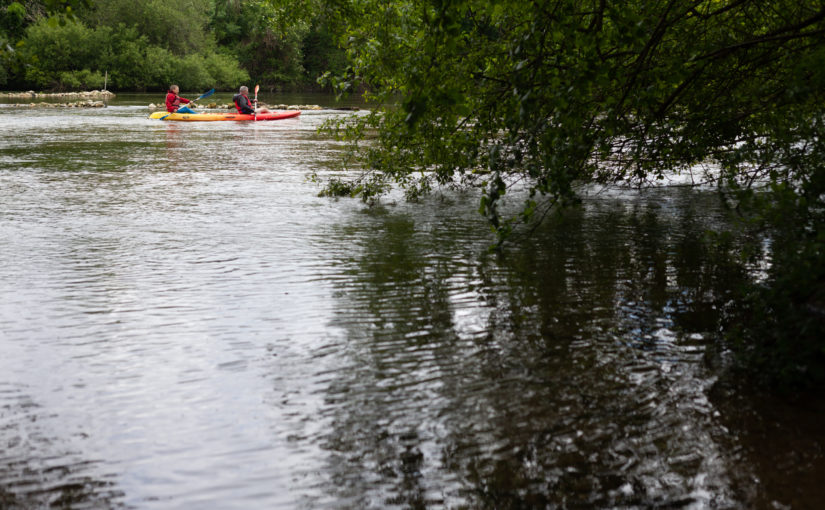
[165,85,193,113]
[233,86,268,115]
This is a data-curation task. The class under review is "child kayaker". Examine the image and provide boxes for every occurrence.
[165,85,194,113]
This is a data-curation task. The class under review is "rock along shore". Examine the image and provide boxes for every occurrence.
[0,90,116,99]
[14,101,106,108]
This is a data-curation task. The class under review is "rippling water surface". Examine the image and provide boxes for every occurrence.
[1,97,823,509]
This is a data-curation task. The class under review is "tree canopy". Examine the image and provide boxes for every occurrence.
[321,0,825,386]
[324,0,824,230]
[0,0,346,90]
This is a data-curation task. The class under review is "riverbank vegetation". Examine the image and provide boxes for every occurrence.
[0,0,346,91]
[319,0,825,389]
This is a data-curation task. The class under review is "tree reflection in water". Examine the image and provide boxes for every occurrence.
[314,188,819,508]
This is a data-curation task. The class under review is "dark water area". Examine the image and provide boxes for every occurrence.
[1,101,823,508]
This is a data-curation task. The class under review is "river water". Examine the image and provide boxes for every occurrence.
[1,95,823,509]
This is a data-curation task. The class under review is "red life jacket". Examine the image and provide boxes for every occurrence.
[165,91,190,112]
[233,93,255,114]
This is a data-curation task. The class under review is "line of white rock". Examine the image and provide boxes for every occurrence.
[0,90,116,98]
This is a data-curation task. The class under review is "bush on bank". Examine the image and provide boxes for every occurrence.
[18,19,249,91]
[722,174,825,390]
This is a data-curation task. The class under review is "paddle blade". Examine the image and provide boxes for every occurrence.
[196,88,215,101]
[253,84,259,120]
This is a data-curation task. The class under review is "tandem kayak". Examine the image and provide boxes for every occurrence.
[149,111,301,121]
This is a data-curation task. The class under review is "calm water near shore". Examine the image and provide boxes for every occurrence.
[1,95,823,509]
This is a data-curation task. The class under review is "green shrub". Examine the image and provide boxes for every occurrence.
[725,177,825,390]
[57,69,105,89]
[15,17,248,91]
[143,45,175,89]
[20,19,102,88]
[168,53,213,91]
[202,50,249,90]
[1,1,27,40]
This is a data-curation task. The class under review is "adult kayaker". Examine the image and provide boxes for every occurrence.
[165,85,195,114]
[233,86,268,115]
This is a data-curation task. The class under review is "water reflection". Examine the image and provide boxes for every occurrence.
[316,190,752,508]
[0,383,124,508]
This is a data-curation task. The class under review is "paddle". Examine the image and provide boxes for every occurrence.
[253,84,259,121]
[160,88,215,120]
